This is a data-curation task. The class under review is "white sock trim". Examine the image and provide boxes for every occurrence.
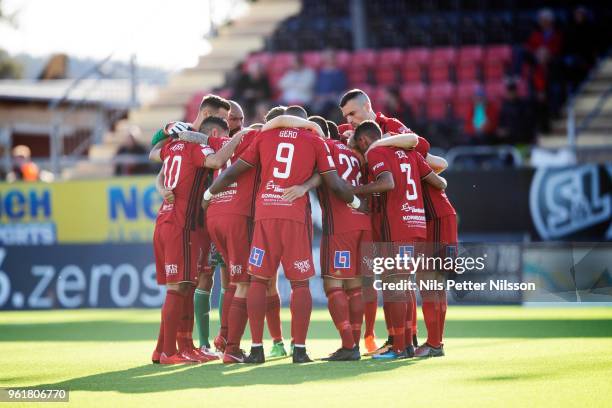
[195,289,210,295]
[251,343,263,347]
[294,344,305,348]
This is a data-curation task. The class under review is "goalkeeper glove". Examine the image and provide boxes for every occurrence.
[164,121,192,138]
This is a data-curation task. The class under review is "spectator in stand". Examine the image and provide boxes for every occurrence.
[464,87,498,144]
[6,145,39,182]
[114,126,151,176]
[234,62,272,121]
[564,6,598,92]
[525,9,564,133]
[496,80,536,145]
[278,53,315,107]
[313,49,347,117]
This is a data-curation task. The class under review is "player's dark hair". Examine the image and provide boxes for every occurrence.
[285,105,308,119]
[264,105,287,122]
[326,120,340,141]
[199,94,231,112]
[198,116,229,134]
[339,89,368,108]
[354,120,382,142]
[308,115,329,138]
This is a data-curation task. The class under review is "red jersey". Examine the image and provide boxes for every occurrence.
[207,130,260,218]
[414,136,456,220]
[339,112,410,143]
[366,146,433,241]
[157,139,216,229]
[317,139,371,235]
[240,127,336,224]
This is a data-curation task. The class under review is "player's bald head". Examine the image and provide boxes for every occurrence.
[228,100,245,136]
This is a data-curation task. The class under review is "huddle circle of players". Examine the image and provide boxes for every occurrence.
[149,89,457,364]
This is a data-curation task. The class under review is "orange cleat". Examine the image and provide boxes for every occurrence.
[159,352,198,364]
[152,350,161,364]
[364,335,378,354]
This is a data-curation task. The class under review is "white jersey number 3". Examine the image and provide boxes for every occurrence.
[400,163,418,200]
[273,143,294,179]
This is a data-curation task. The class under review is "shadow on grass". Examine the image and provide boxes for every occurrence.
[31,359,413,393]
[1,319,611,342]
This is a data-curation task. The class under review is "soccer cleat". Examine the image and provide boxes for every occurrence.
[223,349,247,364]
[321,346,361,361]
[364,335,378,354]
[159,352,197,364]
[244,346,265,364]
[194,347,220,361]
[268,341,288,358]
[292,347,313,364]
[413,334,419,348]
[406,345,415,358]
[213,335,227,353]
[365,339,392,356]
[152,350,161,364]
[414,344,445,358]
[372,349,409,360]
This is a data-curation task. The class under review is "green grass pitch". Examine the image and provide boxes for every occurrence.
[1,306,612,407]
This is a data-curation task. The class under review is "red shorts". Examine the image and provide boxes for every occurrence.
[247,218,314,281]
[207,214,252,283]
[320,229,372,279]
[427,214,458,256]
[153,222,202,285]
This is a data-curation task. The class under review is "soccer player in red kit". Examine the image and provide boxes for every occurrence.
[352,120,447,359]
[371,134,457,357]
[149,118,242,364]
[339,89,414,353]
[282,116,371,361]
[202,120,361,364]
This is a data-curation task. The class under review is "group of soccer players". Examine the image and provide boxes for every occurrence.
[148,88,458,364]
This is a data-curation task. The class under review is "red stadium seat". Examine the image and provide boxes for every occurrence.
[374,65,397,86]
[403,48,431,67]
[334,50,352,69]
[244,52,272,71]
[347,66,369,86]
[431,47,457,65]
[270,52,295,72]
[302,51,323,69]
[401,62,423,83]
[351,49,377,69]
[458,46,484,65]
[483,59,506,81]
[456,61,479,82]
[352,83,374,98]
[485,45,513,65]
[484,80,506,101]
[378,48,404,68]
[428,82,455,100]
[426,97,450,120]
[456,81,481,100]
[452,97,472,122]
[428,62,451,83]
[400,83,426,115]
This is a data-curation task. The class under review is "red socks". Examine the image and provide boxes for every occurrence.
[290,280,312,346]
[219,285,236,340]
[439,289,447,345]
[383,302,395,336]
[266,293,283,342]
[421,289,447,348]
[162,290,185,356]
[155,316,164,353]
[404,289,415,343]
[247,278,268,345]
[326,287,355,349]
[387,301,407,353]
[363,300,377,338]
[346,287,363,345]
[226,296,248,353]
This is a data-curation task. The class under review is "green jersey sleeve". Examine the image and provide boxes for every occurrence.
[151,129,167,146]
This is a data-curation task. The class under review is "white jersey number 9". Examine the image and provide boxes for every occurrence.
[273,143,294,179]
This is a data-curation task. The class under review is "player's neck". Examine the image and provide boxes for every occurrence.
[367,111,376,121]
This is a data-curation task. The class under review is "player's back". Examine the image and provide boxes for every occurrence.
[367,146,431,241]
[158,140,211,230]
[240,127,335,223]
[318,139,370,235]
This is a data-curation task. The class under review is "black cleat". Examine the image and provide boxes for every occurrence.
[292,346,313,363]
[412,334,419,348]
[406,345,415,358]
[244,345,265,364]
[321,346,361,361]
